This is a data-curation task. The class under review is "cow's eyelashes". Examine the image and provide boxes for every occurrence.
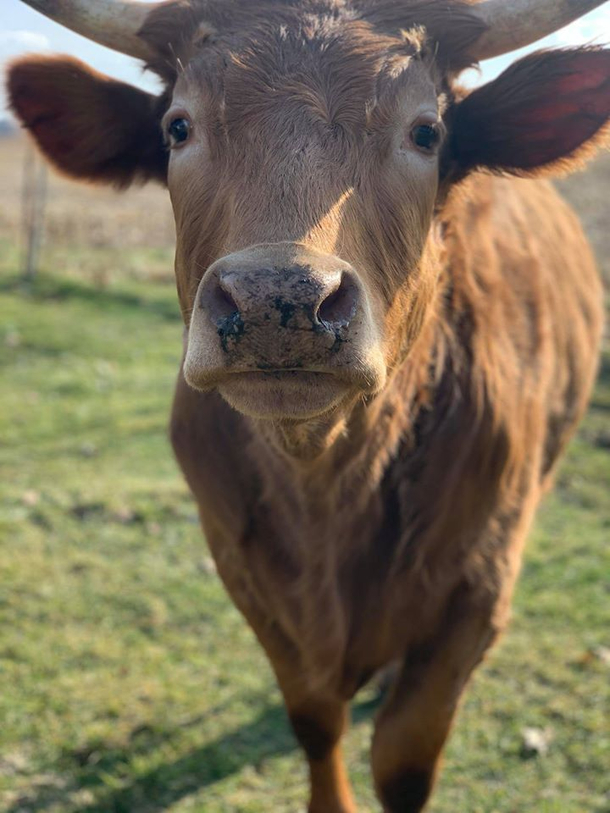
[167,117,191,148]
[411,122,441,153]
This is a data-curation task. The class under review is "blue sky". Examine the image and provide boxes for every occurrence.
[1,0,609,119]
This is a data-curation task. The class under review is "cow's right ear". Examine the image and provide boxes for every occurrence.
[7,55,168,188]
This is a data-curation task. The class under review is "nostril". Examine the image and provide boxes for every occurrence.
[204,279,240,323]
[317,274,358,328]
[218,286,240,318]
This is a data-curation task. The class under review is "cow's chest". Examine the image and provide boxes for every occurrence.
[215,462,466,689]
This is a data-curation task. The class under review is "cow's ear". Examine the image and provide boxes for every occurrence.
[448,48,610,177]
[7,55,168,188]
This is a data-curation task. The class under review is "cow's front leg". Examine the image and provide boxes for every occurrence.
[371,592,503,813]
[282,690,356,813]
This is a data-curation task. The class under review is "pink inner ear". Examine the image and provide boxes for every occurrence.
[13,89,84,161]
[523,54,610,125]
[10,81,51,127]
[558,65,608,94]
[525,102,581,124]
[10,85,71,158]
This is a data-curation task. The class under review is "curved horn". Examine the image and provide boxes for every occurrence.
[469,0,609,61]
[19,0,159,61]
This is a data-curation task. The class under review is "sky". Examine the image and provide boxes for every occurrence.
[1,0,609,120]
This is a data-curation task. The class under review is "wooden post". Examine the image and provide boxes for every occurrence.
[21,143,48,282]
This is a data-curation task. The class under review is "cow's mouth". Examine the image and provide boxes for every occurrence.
[215,369,357,420]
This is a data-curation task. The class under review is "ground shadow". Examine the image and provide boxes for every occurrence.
[7,693,382,813]
[598,352,610,385]
[590,353,610,413]
[0,274,181,323]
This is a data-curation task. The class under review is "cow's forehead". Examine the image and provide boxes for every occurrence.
[174,14,440,138]
[142,0,484,85]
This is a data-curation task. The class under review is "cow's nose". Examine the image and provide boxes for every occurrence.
[203,265,360,334]
[184,246,384,399]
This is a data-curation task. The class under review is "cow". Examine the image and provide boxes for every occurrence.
[7,0,610,810]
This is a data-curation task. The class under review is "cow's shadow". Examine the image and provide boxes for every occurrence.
[589,351,610,413]
[0,273,181,323]
[6,693,382,813]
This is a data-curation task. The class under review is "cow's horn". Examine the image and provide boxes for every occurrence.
[19,0,159,61]
[469,0,608,61]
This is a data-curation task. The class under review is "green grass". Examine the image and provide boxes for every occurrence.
[1,264,608,813]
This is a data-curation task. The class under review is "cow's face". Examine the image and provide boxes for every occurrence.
[8,1,610,446]
[169,22,444,421]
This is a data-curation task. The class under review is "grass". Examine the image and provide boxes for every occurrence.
[0,139,609,812]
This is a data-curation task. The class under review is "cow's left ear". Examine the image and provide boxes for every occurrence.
[7,55,168,188]
[448,48,610,177]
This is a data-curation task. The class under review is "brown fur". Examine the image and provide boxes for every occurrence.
[7,55,169,187]
[448,47,610,176]
[6,1,608,810]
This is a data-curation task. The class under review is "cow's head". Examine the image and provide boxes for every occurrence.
[8,0,610,452]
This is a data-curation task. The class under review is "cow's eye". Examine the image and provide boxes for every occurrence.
[168,117,191,147]
[411,123,440,152]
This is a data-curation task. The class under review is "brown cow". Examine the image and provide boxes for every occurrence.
[7,0,610,810]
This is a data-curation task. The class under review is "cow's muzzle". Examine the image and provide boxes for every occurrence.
[184,243,386,419]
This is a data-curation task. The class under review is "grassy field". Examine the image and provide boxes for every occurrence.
[1,134,609,813]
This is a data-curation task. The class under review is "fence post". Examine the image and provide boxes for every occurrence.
[21,142,48,282]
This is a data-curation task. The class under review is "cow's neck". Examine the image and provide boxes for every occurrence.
[248,308,441,518]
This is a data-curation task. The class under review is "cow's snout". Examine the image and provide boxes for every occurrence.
[204,263,360,341]
[184,243,386,419]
